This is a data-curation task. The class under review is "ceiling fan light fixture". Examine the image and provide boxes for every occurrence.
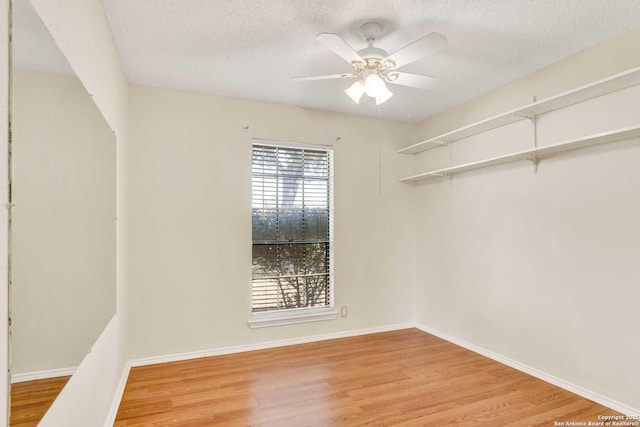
[344,80,365,103]
[385,72,400,82]
[364,73,385,97]
[363,73,393,104]
[375,86,394,105]
[298,26,448,109]
[382,59,396,69]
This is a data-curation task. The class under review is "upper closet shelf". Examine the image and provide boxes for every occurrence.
[399,124,640,183]
[398,66,640,155]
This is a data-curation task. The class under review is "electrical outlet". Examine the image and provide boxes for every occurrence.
[340,306,348,318]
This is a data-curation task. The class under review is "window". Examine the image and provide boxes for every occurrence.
[250,141,335,327]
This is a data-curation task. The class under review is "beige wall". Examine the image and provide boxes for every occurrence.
[0,0,8,423]
[127,85,416,359]
[412,27,640,410]
[28,0,129,425]
[11,69,116,375]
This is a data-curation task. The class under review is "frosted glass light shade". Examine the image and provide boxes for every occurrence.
[344,81,365,103]
[364,73,386,97]
[344,74,394,105]
[375,86,394,105]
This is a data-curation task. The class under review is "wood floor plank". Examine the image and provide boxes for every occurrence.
[115,329,621,426]
[10,376,71,427]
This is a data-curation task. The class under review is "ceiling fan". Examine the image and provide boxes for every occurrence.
[293,22,447,105]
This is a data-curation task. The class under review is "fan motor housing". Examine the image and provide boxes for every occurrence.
[357,45,387,60]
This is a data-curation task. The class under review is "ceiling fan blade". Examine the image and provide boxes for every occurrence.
[292,73,354,81]
[389,72,441,90]
[316,33,364,64]
[383,32,447,69]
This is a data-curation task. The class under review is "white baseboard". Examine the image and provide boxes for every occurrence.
[11,366,77,383]
[129,323,414,367]
[414,323,639,417]
[103,361,131,427]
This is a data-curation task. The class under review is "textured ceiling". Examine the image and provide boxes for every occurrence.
[102,0,640,122]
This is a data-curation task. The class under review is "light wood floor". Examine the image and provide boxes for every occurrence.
[10,376,70,426]
[115,329,618,426]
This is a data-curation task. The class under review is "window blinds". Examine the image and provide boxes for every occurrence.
[251,144,332,312]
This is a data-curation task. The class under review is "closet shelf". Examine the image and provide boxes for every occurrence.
[398,66,640,155]
[399,125,640,183]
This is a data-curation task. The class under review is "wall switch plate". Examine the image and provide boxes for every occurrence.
[340,306,348,318]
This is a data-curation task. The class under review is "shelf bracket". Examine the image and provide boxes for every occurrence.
[431,140,449,146]
[528,96,539,164]
[527,156,539,173]
[514,112,535,120]
[531,116,539,150]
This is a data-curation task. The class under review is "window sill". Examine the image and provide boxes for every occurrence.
[248,308,338,329]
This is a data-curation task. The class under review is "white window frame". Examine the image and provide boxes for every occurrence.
[248,138,336,328]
